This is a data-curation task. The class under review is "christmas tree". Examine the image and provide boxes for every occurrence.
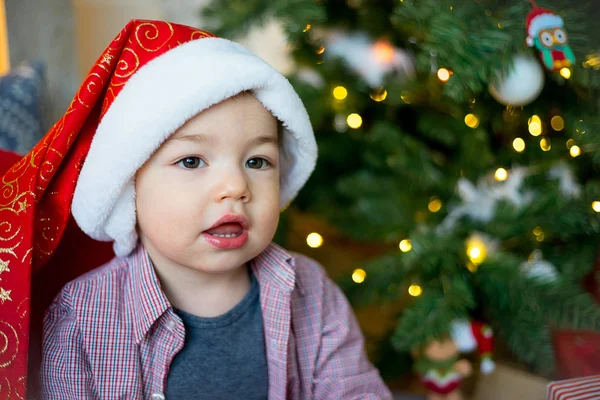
[203,0,600,376]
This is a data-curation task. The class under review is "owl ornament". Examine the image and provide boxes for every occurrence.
[525,4,576,72]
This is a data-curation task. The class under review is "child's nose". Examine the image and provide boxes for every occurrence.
[214,168,251,203]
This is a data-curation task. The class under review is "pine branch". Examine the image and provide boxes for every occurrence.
[202,0,325,41]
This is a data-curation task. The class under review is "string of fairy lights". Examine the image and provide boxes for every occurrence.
[304,29,598,298]
[327,44,585,156]
[305,188,598,294]
[304,228,495,297]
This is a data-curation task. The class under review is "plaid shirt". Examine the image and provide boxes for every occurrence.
[41,243,392,399]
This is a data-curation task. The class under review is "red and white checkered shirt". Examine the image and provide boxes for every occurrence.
[41,242,392,399]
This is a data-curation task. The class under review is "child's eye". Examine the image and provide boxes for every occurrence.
[246,157,271,169]
[177,157,206,169]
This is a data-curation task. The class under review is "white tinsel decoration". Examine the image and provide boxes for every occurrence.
[439,168,533,232]
[548,161,581,198]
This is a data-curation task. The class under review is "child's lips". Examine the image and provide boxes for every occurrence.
[205,223,244,236]
[207,213,249,230]
[202,213,250,249]
[202,230,248,249]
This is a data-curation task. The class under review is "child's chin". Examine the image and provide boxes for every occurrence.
[182,252,252,273]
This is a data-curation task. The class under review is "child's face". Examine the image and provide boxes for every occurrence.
[135,93,280,274]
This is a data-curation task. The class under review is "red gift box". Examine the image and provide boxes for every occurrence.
[554,331,600,380]
[547,375,600,400]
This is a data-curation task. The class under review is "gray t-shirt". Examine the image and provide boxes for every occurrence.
[165,271,268,399]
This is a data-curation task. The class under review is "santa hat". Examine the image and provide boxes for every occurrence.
[451,319,496,374]
[0,20,316,396]
[525,7,564,47]
[71,20,317,257]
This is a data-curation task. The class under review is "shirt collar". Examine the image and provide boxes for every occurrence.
[128,242,301,344]
[128,244,172,344]
[251,242,302,295]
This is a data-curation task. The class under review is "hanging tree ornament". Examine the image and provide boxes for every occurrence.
[520,250,559,283]
[525,0,575,72]
[488,54,545,106]
[323,31,415,88]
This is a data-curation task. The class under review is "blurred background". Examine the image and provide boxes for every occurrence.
[2,0,600,398]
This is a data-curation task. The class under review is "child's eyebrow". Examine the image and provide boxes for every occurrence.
[164,133,213,145]
[247,135,279,147]
[164,133,278,147]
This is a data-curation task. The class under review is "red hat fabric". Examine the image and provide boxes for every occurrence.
[0,19,316,397]
[525,7,564,47]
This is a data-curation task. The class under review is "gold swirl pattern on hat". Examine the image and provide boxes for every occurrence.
[0,242,19,258]
[0,182,16,207]
[15,376,25,399]
[28,146,47,169]
[5,175,23,197]
[113,29,123,44]
[0,321,18,368]
[14,300,28,341]
[0,192,29,216]
[114,48,140,80]
[36,209,60,259]
[40,219,59,244]
[135,21,174,52]
[0,186,24,219]
[0,225,19,242]
[15,299,28,320]
[86,73,105,97]
[49,147,64,159]
[35,243,52,259]
[78,71,107,107]
[39,161,55,183]
[101,87,116,115]
[5,161,28,183]
[0,377,11,399]
[41,228,54,243]
[20,249,31,265]
[191,30,214,40]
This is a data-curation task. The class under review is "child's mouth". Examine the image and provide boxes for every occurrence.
[210,233,242,238]
[202,221,249,249]
[206,223,244,238]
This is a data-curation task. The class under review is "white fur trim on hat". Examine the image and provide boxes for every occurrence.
[526,36,535,47]
[528,13,563,38]
[72,37,317,257]
[450,320,477,352]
